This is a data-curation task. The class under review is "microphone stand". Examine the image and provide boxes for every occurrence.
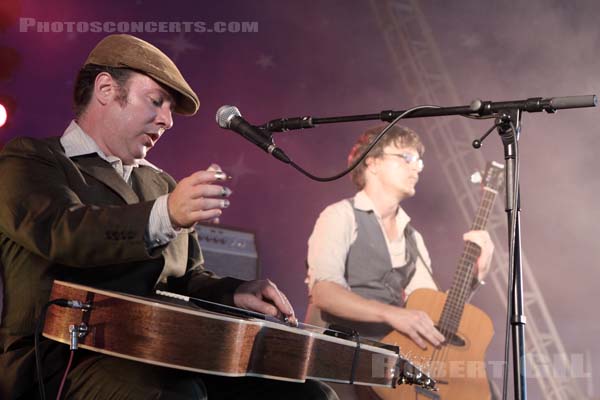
[495,109,526,400]
[258,94,597,400]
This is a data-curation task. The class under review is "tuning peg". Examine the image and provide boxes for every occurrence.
[470,171,482,184]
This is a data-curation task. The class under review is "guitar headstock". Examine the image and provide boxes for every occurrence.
[470,161,505,192]
[396,357,437,391]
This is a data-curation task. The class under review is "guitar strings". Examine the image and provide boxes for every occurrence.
[428,247,480,378]
[156,289,389,343]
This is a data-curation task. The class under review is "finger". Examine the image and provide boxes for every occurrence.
[432,326,446,344]
[188,209,222,223]
[207,163,222,172]
[463,232,483,247]
[464,231,491,248]
[418,324,444,347]
[465,229,487,237]
[463,231,482,241]
[185,171,216,185]
[478,245,492,261]
[408,329,427,350]
[189,197,231,212]
[274,289,294,314]
[286,314,299,327]
[241,294,279,317]
[281,294,296,321]
[187,170,230,185]
[189,184,232,199]
[262,284,295,317]
[421,331,441,348]
[416,314,445,345]
[476,252,493,279]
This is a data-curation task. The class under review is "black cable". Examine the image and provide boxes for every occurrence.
[288,105,441,182]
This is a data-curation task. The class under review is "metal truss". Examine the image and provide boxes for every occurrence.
[369,0,589,398]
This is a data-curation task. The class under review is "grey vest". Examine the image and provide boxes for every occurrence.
[322,200,418,339]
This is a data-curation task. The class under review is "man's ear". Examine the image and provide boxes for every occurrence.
[93,72,115,106]
[365,156,378,175]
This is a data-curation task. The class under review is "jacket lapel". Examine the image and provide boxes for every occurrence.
[74,155,140,204]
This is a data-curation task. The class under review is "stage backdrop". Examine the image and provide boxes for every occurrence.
[1,0,599,398]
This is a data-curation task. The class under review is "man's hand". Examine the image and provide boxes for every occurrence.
[234,279,298,326]
[383,306,445,350]
[167,164,231,228]
[463,230,494,281]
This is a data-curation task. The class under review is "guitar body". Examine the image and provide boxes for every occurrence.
[373,288,494,400]
[43,280,436,389]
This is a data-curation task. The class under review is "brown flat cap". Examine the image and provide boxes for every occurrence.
[85,34,199,115]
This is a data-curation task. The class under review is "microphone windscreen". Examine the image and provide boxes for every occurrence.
[216,105,241,128]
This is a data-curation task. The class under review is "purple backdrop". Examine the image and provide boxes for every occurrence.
[1,0,599,397]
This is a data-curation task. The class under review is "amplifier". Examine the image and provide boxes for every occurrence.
[194,223,259,281]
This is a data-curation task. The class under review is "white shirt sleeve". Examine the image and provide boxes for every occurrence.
[145,194,181,249]
[306,201,356,292]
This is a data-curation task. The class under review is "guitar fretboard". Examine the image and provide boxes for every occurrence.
[438,186,499,335]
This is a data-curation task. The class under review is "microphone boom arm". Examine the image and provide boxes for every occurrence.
[261,95,597,132]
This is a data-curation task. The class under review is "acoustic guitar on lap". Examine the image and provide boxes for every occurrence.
[43,280,437,392]
[373,161,504,400]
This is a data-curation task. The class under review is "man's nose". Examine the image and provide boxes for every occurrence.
[156,105,173,131]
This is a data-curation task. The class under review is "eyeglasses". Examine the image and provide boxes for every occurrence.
[382,152,424,172]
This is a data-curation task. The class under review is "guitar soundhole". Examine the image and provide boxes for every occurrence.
[435,326,466,347]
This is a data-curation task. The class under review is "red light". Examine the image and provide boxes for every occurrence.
[0,103,7,128]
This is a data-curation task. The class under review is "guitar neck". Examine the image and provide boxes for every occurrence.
[439,186,498,334]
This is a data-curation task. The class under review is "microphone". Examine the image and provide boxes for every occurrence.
[216,106,291,164]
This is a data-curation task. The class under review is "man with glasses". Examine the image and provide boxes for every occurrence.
[305,125,494,349]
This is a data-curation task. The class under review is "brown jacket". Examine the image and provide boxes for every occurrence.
[0,136,243,398]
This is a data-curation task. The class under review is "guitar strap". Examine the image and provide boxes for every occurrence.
[404,224,441,292]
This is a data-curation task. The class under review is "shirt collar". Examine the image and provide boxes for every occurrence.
[353,190,411,229]
[60,120,162,172]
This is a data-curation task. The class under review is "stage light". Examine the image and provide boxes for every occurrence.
[0,103,7,128]
[0,96,16,129]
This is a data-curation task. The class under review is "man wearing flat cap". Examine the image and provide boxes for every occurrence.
[0,35,337,399]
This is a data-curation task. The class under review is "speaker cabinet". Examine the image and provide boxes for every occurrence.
[195,224,259,281]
